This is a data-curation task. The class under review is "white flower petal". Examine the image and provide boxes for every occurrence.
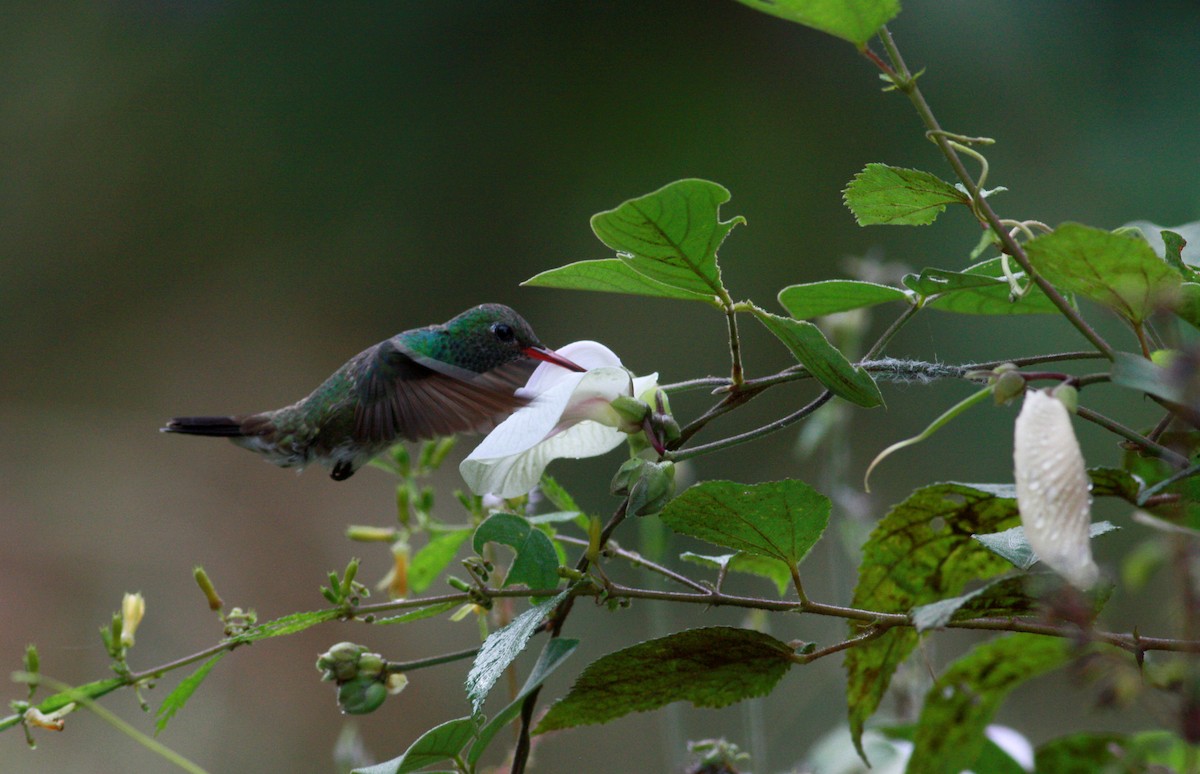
[1013,390,1098,590]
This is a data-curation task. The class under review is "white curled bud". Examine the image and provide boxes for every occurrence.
[1013,390,1098,590]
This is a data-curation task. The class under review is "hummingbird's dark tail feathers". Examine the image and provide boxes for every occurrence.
[161,416,249,437]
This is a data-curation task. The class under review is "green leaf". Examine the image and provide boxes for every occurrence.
[752,309,884,407]
[591,179,741,297]
[465,590,569,715]
[1036,730,1194,773]
[903,268,1003,297]
[925,257,1062,315]
[1087,466,1144,503]
[374,600,459,625]
[1025,223,1182,325]
[660,480,831,567]
[845,483,1020,760]
[972,521,1119,571]
[681,551,792,596]
[468,637,578,766]
[910,575,1040,632]
[880,726,1028,774]
[155,652,226,735]
[1161,230,1199,280]
[409,529,471,594]
[523,258,719,305]
[908,635,1071,774]
[234,609,343,643]
[843,164,967,226]
[1111,351,1183,403]
[777,280,908,319]
[352,716,476,774]
[1173,282,1200,329]
[473,513,560,592]
[535,627,794,733]
[730,0,900,46]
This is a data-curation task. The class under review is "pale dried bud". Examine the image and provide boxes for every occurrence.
[1013,390,1098,589]
[120,593,145,648]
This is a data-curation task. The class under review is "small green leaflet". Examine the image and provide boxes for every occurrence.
[972,521,1119,570]
[660,479,831,568]
[753,309,885,407]
[680,551,792,596]
[730,0,900,46]
[1110,351,1183,404]
[1025,223,1181,325]
[465,589,569,716]
[777,279,908,319]
[924,257,1061,315]
[409,529,471,594]
[908,635,1071,774]
[352,716,476,774]
[845,483,1019,762]
[843,164,967,226]
[591,179,741,298]
[473,512,560,593]
[467,637,578,766]
[155,652,227,735]
[535,627,794,733]
[523,258,719,306]
[231,609,343,644]
[910,575,1040,632]
[374,600,459,625]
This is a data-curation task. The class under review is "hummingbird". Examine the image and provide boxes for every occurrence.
[162,303,585,481]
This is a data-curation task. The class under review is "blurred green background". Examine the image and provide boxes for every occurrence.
[3,2,1199,772]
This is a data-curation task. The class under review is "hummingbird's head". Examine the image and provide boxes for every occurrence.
[444,304,586,374]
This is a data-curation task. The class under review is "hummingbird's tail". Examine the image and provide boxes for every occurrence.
[161,416,249,437]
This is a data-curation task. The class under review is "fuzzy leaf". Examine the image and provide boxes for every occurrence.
[730,0,899,45]
[777,279,908,319]
[523,258,718,305]
[465,590,569,715]
[972,521,1119,571]
[753,309,884,407]
[353,716,477,774]
[535,627,793,732]
[681,551,792,596]
[844,164,967,226]
[845,483,1020,760]
[591,179,741,297]
[374,600,459,625]
[908,635,1071,774]
[660,480,830,567]
[1025,223,1181,325]
[234,609,343,643]
[473,513,560,592]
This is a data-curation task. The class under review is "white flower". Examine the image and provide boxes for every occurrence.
[1013,390,1099,590]
[460,341,658,498]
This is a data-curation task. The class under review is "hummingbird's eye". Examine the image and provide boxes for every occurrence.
[491,322,516,343]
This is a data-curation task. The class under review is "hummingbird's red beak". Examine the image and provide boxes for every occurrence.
[524,346,587,372]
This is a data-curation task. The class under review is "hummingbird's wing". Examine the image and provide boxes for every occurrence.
[352,341,535,444]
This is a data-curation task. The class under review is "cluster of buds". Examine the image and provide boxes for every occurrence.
[611,458,676,517]
[316,642,406,715]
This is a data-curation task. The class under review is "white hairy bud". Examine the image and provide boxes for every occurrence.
[1013,390,1098,590]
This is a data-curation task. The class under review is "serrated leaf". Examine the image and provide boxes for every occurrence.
[925,257,1062,315]
[535,627,794,733]
[910,575,1039,632]
[353,716,476,774]
[908,635,1071,774]
[1025,223,1182,325]
[731,0,900,46]
[843,164,967,226]
[972,521,1119,571]
[845,483,1020,760]
[468,637,578,766]
[753,309,884,407]
[465,590,569,715]
[591,179,741,297]
[473,513,560,592]
[374,600,459,625]
[155,652,226,735]
[660,480,830,568]
[680,551,792,596]
[409,529,471,594]
[1087,466,1144,503]
[523,258,719,305]
[233,609,343,643]
[777,280,908,319]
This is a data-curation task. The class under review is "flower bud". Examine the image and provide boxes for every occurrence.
[337,675,388,715]
[991,369,1026,405]
[1013,390,1099,589]
[316,642,369,683]
[611,458,648,496]
[627,461,676,517]
[120,593,145,648]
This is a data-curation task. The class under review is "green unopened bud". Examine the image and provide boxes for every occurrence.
[345,525,397,542]
[337,675,388,715]
[193,567,224,612]
[627,461,676,517]
[611,458,648,496]
[1051,383,1078,413]
[357,652,385,679]
[23,645,39,676]
[611,395,651,430]
[316,642,368,683]
[120,593,144,648]
[650,411,681,445]
[991,369,1026,405]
